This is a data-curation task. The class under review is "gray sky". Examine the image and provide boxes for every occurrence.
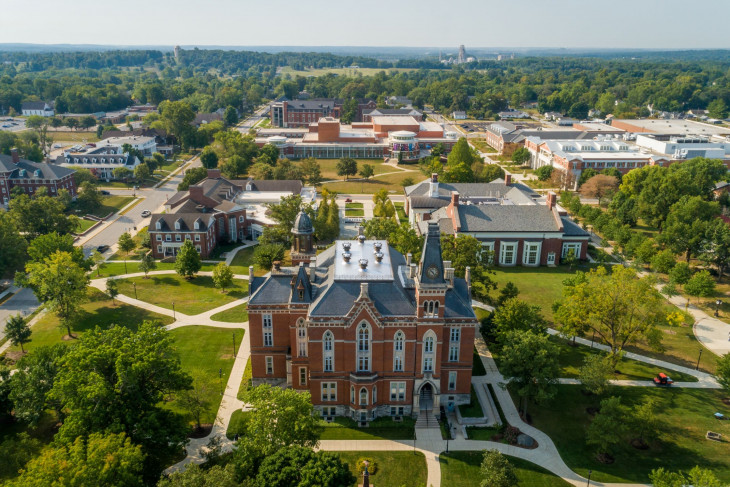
[2,0,729,49]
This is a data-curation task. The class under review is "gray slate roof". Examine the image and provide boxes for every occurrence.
[0,155,75,180]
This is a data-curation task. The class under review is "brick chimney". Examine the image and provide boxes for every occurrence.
[505,173,512,186]
[189,185,204,202]
[207,169,221,179]
[429,173,439,197]
[546,191,557,210]
[10,148,20,164]
[450,192,459,207]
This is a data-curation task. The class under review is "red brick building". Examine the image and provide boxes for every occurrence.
[0,148,76,206]
[248,224,478,422]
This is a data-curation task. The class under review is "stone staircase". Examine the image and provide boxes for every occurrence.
[415,389,439,429]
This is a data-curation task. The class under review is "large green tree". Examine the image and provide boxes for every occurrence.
[335,158,358,180]
[27,232,90,270]
[4,314,31,353]
[0,212,28,277]
[658,196,720,262]
[157,463,238,487]
[175,240,202,279]
[50,323,191,477]
[254,446,354,487]
[480,449,518,487]
[10,344,67,425]
[159,100,195,150]
[9,193,76,239]
[586,396,629,458]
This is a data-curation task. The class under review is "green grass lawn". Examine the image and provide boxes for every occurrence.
[4,288,173,356]
[319,416,415,440]
[458,386,483,418]
[345,202,364,209]
[472,347,487,376]
[323,170,418,195]
[81,195,135,218]
[527,385,730,483]
[465,425,503,441]
[210,303,248,323]
[115,275,248,316]
[394,202,409,224]
[237,357,252,401]
[165,327,244,426]
[470,138,498,153]
[74,217,98,233]
[547,335,698,382]
[226,409,249,439]
[441,452,572,487]
[345,209,365,217]
[334,451,427,487]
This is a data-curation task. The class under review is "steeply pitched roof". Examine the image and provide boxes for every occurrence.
[0,155,75,180]
[21,101,50,111]
[150,210,213,232]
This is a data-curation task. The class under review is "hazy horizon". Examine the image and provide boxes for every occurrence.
[2,0,729,49]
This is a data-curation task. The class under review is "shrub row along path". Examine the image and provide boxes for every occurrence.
[84,270,724,486]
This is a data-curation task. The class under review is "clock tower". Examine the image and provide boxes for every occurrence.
[415,222,449,319]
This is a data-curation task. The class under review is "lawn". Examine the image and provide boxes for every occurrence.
[345,209,364,217]
[319,416,416,440]
[115,275,248,316]
[229,247,291,276]
[74,217,98,233]
[334,451,427,487]
[545,335,698,382]
[210,303,248,323]
[323,170,419,195]
[441,452,572,487]
[472,347,487,376]
[458,386,483,418]
[527,385,730,483]
[165,326,244,426]
[237,357,252,401]
[73,195,136,218]
[470,138,498,153]
[394,202,409,224]
[465,425,503,441]
[345,202,364,209]
[49,130,100,143]
[226,409,249,438]
[490,265,593,322]
[4,288,173,355]
[317,159,394,180]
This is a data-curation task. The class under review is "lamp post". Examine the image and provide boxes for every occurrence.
[716,299,722,317]
[133,282,137,300]
[232,331,236,357]
[172,301,176,320]
[587,470,592,487]
[697,348,703,371]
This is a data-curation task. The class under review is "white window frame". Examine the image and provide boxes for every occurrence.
[450,328,460,343]
[263,331,273,347]
[263,314,272,328]
[562,242,582,259]
[394,355,403,372]
[499,242,517,266]
[449,344,459,362]
[321,382,337,401]
[299,367,307,386]
[522,241,541,266]
[359,387,368,406]
[266,356,273,375]
[390,381,406,401]
[357,322,371,372]
[481,241,495,265]
[448,371,457,390]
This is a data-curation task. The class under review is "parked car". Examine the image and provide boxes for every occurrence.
[96,245,110,253]
[345,198,352,203]
[141,210,151,217]
[100,190,111,195]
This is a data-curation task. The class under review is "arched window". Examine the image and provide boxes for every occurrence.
[358,324,369,352]
[433,302,439,316]
[351,386,355,403]
[373,386,377,404]
[323,330,334,372]
[422,330,436,373]
[297,319,307,357]
[359,387,368,406]
[424,335,434,353]
[324,331,333,351]
[394,331,404,352]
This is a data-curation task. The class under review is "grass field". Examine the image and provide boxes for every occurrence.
[345,209,364,216]
[458,386,483,418]
[70,195,135,219]
[4,288,173,355]
[319,416,416,440]
[115,275,248,316]
[74,217,98,233]
[527,385,730,483]
[323,170,417,194]
[334,451,427,487]
[210,303,248,323]
[441,452,572,487]
[470,138,498,153]
[394,202,409,224]
[317,159,393,180]
[50,130,100,143]
[165,327,244,426]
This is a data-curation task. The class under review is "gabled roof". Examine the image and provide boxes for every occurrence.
[150,211,213,232]
[0,155,75,180]
[21,101,51,111]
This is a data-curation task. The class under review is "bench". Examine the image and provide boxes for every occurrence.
[706,431,722,441]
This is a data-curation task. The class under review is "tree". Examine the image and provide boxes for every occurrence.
[715,353,730,394]
[511,147,530,165]
[300,158,322,186]
[359,164,374,179]
[106,278,119,305]
[25,115,52,157]
[20,251,89,338]
[578,354,612,396]
[0,212,28,277]
[535,165,553,181]
[178,166,208,191]
[157,463,238,487]
[9,344,67,424]
[650,466,724,487]
[372,188,395,218]
[498,330,559,417]
[77,180,103,212]
[254,446,355,487]
[178,377,212,432]
[586,396,629,459]
[579,174,619,206]
[72,167,98,186]
[259,143,280,165]
[240,384,323,453]
[224,106,238,126]
[701,219,730,280]
[441,161,474,183]
[554,266,665,368]
[264,194,316,246]
[249,161,273,180]
[220,154,247,179]
[212,262,234,293]
[632,397,659,446]
[112,166,133,182]
[5,314,31,353]
[51,323,191,477]
[684,270,715,304]
[669,261,692,288]
[159,100,195,151]
[479,449,518,487]
[133,163,151,181]
[138,252,157,278]
[492,298,545,344]
[9,193,76,239]
[253,243,286,271]
[200,146,219,169]
[117,232,136,274]
[651,249,676,274]
[175,240,202,279]
[659,196,720,262]
[496,282,519,307]
[336,157,358,180]
[578,168,598,187]
[400,177,415,187]
[634,238,657,268]
[708,99,728,119]
[447,138,476,167]
[9,432,145,487]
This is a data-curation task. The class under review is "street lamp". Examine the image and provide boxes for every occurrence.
[716,299,722,317]
[697,348,703,371]
[586,470,592,487]
[172,301,176,320]
[232,331,236,357]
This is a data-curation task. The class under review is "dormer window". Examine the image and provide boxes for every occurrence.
[194,220,200,230]
[155,221,161,230]
[174,220,181,230]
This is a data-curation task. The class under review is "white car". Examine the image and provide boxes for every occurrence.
[141,210,151,217]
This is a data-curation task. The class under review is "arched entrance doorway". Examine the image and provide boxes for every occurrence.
[419,382,434,412]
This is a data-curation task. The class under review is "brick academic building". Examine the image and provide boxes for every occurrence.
[248,217,478,423]
[0,148,76,206]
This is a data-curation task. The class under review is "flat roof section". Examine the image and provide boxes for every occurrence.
[334,240,394,281]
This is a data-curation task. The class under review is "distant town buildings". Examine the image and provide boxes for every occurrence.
[1,148,76,206]
[21,101,54,117]
[98,135,157,156]
[270,98,377,127]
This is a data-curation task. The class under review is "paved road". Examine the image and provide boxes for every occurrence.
[0,287,39,334]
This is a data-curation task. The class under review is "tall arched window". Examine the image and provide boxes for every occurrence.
[359,387,368,406]
[393,330,405,372]
[394,331,404,352]
[324,331,333,351]
[323,330,334,372]
[424,335,434,353]
[297,319,307,357]
[351,386,355,403]
[357,323,371,372]
[422,330,436,373]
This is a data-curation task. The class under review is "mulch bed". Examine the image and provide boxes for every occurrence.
[189,424,214,439]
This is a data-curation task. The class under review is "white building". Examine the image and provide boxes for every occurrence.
[56,146,141,181]
[21,101,54,117]
[99,135,157,156]
[635,134,730,162]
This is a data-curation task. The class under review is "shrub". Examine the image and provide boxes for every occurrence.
[356,458,379,475]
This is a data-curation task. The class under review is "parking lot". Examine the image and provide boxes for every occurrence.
[0,117,26,132]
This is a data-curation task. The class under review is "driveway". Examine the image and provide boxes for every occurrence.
[0,288,39,336]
